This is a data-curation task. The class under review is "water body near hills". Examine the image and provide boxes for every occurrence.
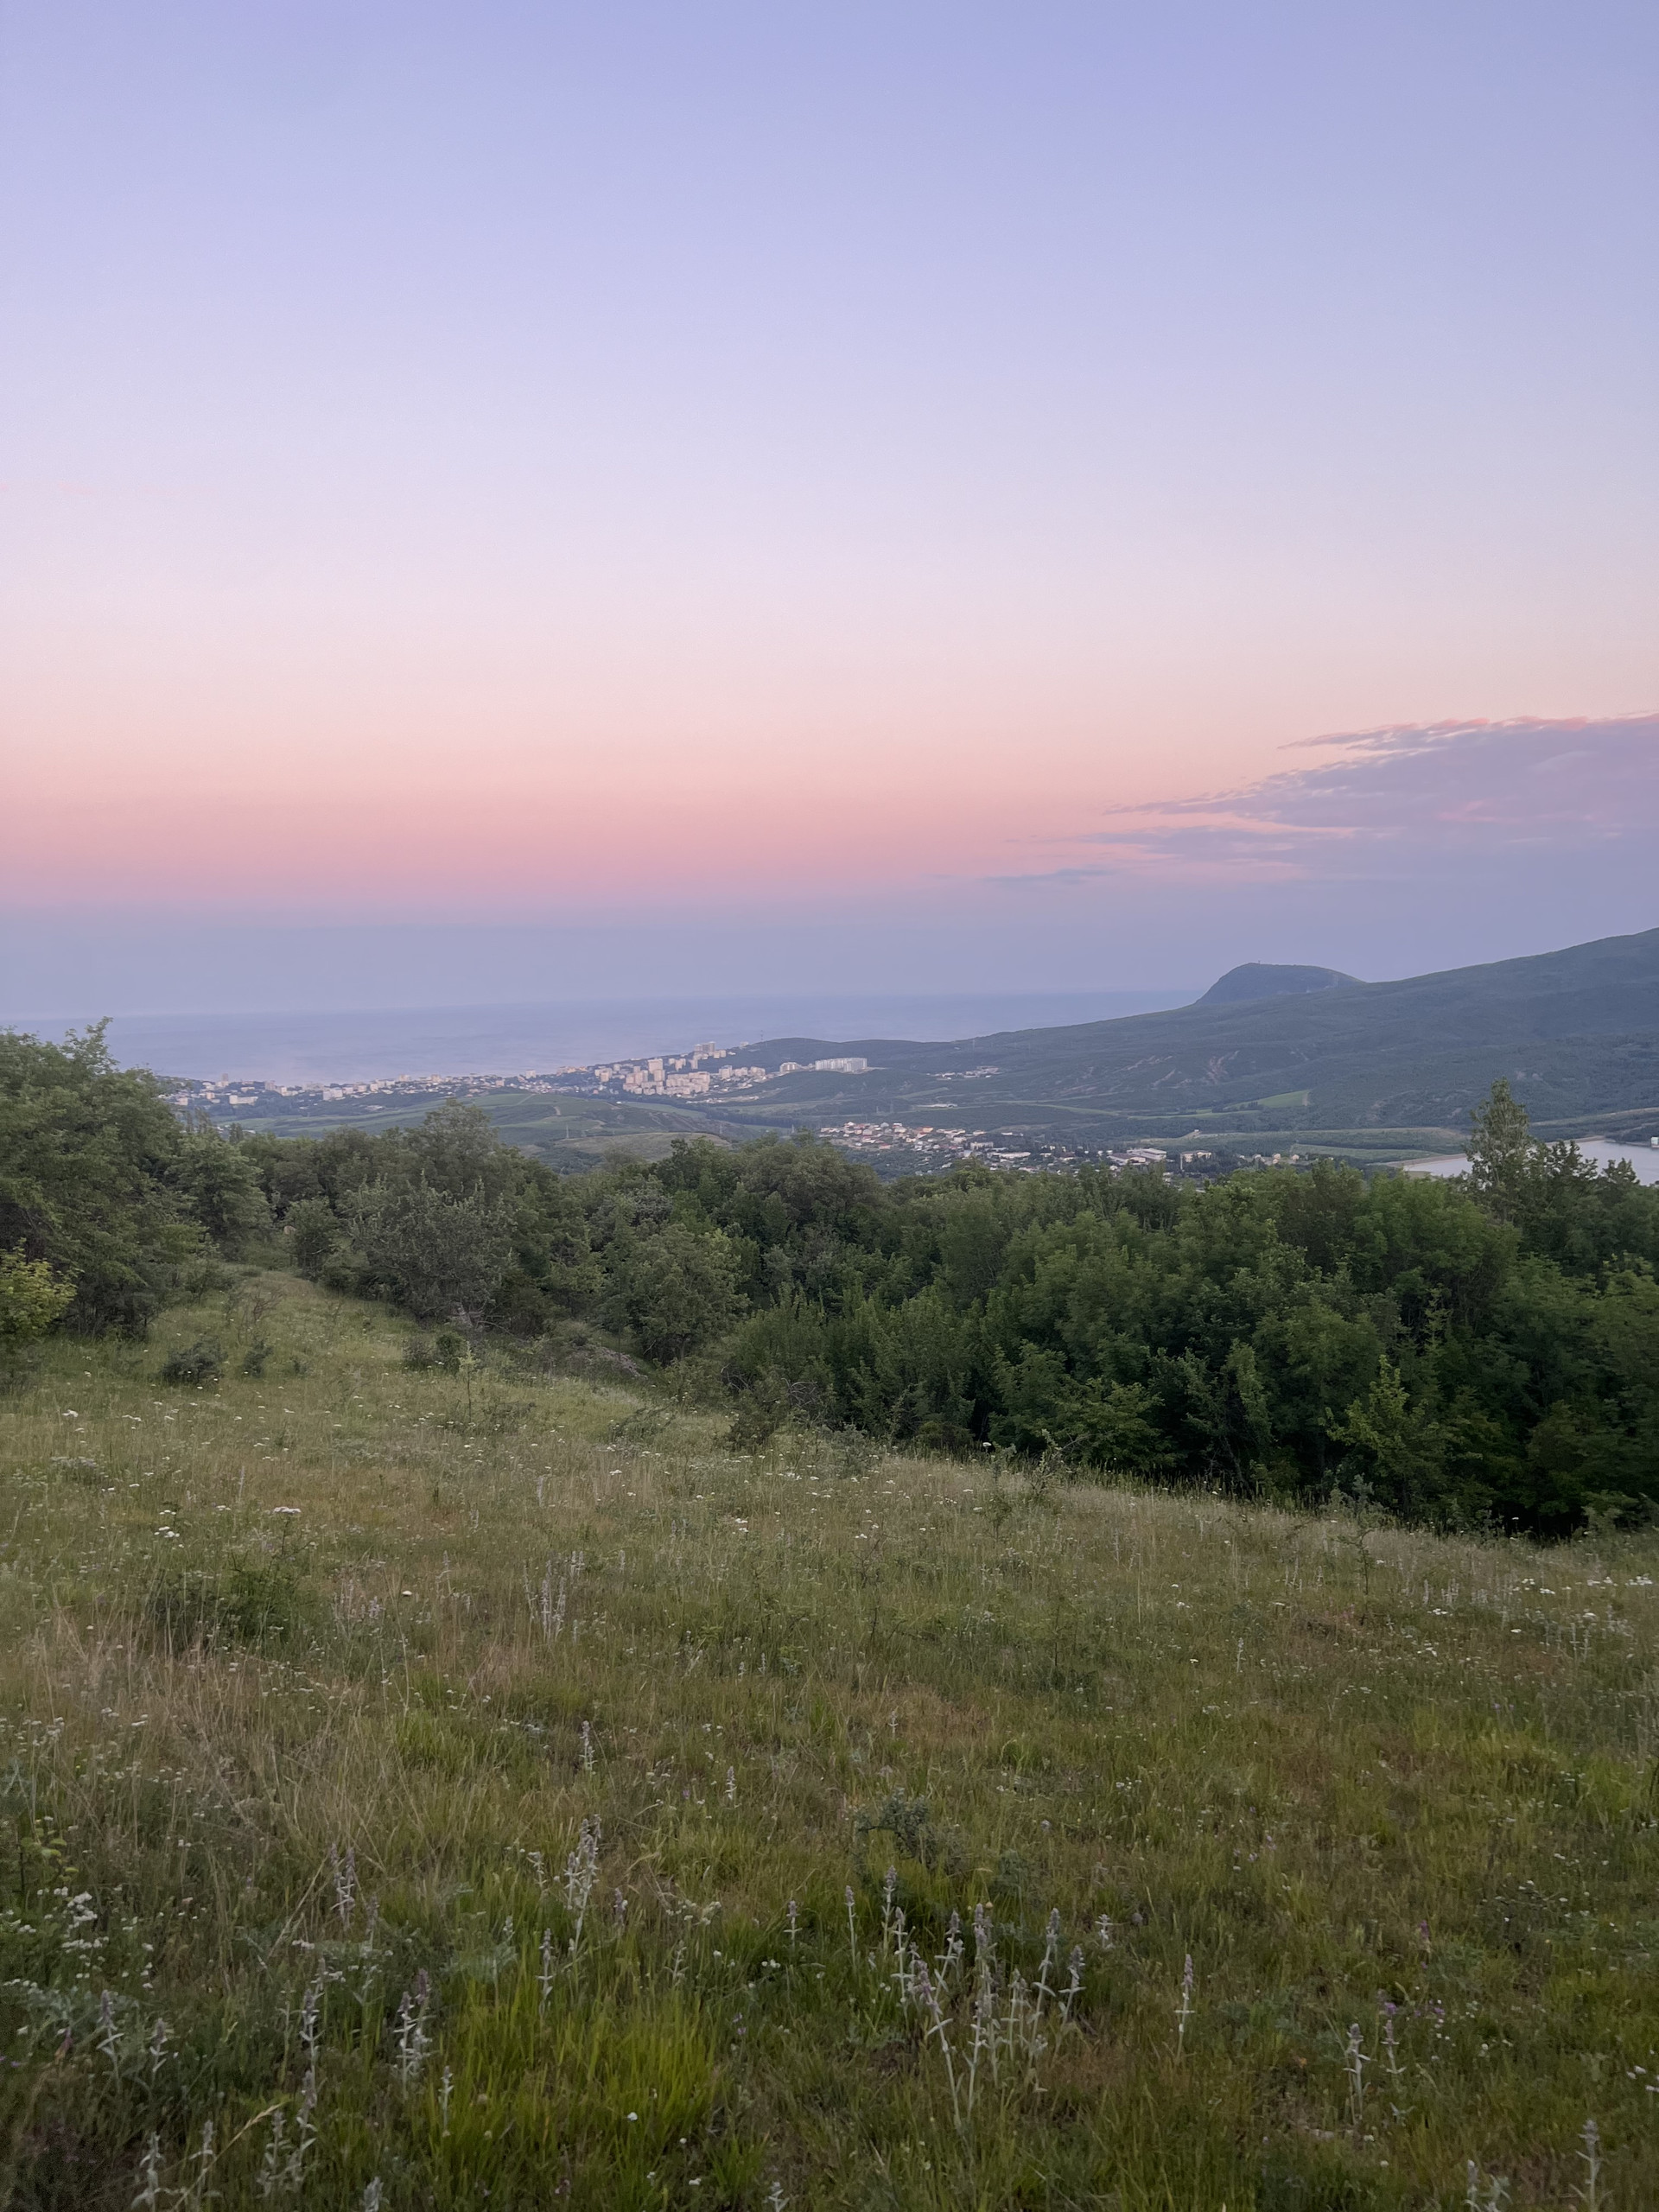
[27,928,1659,1175]
[16,989,1194,1087]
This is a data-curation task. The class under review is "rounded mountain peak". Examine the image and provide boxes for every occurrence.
[1197,963,1361,1007]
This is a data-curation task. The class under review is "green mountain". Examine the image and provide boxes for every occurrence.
[1197,961,1359,1005]
[725,925,1659,1151]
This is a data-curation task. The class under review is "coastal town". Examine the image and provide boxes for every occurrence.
[175,1048,1237,1177]
[170,1039,863,1114]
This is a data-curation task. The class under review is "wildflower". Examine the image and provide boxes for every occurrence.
[1344,2022,1368,2126]
[564,1818,601,1955]
[395,1973,432,2088]
[1579,2118,1601,2211]
[1176,1955,1195,2054]
[134,2134,163,2210]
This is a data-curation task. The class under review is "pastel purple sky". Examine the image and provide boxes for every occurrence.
[3,4,1656,1014]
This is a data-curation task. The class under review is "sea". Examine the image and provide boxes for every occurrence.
[14,990,1195,1087]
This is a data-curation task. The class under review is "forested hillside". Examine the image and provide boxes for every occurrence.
[7,1027,1656,1535]
[719,923,1659,1144]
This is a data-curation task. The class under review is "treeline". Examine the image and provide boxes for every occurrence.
[4,1025,1656,1531]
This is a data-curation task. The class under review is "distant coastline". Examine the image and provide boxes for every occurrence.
[6,990,1196,1088]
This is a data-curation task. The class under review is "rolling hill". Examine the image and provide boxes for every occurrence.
[721,924,1659,1152]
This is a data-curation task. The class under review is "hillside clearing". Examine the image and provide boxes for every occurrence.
[2,1274,1656,2209]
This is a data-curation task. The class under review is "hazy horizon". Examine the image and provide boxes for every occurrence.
[4,7,1655,1007]
[9,989,1198,1087]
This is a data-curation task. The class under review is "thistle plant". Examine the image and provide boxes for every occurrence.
[285,2068,319,2190]
[183,2120,216,2211]
[1380,1999,1403,2086]
[936,1909,963,1989]
[331,1843,357,1927]
[1465,2161,1510,2209]
[564,1817,601,1955]
[1059,1948,1084,2024]
[1034,1909,1061,2005]
[134,2133,163,2211]
[394,1971,432,2089]
[255,2109,286,2201]
[1344,2022,1368,2126]
[1176,1955,1195,2056]
[1578,2118,1601,2211]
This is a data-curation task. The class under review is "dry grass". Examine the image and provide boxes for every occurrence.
[1,1270,1656,2209]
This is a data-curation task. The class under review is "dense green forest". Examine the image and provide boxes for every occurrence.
[5,1023,1656,1534]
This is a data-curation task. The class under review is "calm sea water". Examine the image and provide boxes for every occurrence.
[16,990,1195,1086]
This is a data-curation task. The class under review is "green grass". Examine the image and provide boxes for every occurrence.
[2,1273,1656,2208]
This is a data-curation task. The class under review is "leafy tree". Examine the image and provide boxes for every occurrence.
[347,1179,515,1322]
[614,1224,741,1363]
[285,1197,341,1279]
[0,1025,194,1332]
[175,1122,271,1252]
[1467,1077,1537,1224]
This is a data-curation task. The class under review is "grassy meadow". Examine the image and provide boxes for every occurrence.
[2,1269,1656,2209]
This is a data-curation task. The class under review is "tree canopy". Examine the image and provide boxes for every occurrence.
[7,1028,1655,1535]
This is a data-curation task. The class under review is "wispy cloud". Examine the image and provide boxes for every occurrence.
[1012,715,1659,886]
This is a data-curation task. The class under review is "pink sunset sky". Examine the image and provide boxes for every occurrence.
[3,3,1656,1013]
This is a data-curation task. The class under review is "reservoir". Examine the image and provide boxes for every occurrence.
[1402,1140,1659,1186]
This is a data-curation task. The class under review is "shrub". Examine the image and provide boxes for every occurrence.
[615,1224,741,1363]
[0,1024,194,1333]
[0,1248,75,1346]
[159,1337,223,1385]
[286,1196,341,1278]
[348,1180,513,1320]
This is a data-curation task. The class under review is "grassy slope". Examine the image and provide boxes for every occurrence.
[3,1275,1657,2209]
[721,925,1659,1148]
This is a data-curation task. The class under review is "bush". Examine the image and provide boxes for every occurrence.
[614,1225,741,1363]
[175,1123,270,1252]
[0,1248,75,1345]
[160,1338,223,1385]
[0,1025,197,1333]
[348,1180,513,1320]
[286,1197,340,1278]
